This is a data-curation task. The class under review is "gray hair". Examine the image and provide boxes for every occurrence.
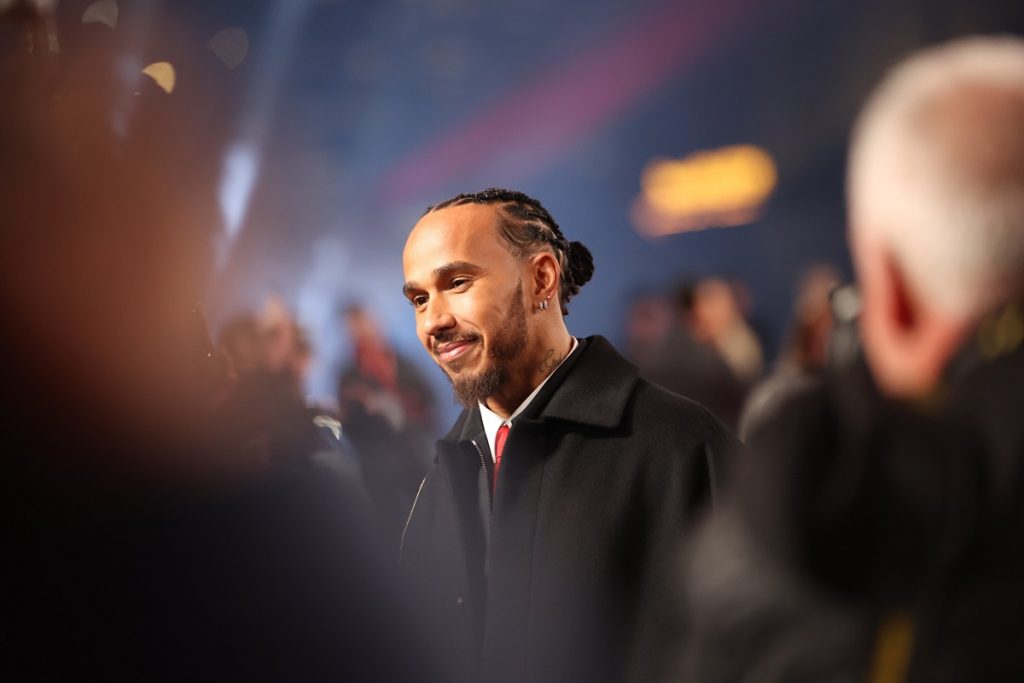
[848,36,1024,315]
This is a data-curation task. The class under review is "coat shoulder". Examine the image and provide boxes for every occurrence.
[631,377,734,446]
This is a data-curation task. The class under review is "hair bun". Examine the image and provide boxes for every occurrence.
[566,240,594,290]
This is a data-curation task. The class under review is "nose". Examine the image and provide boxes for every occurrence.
[422,297,456,341]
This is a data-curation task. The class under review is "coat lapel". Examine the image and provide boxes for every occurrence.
[537,336,639,429]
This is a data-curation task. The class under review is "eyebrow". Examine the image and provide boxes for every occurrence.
[403,261,483,297]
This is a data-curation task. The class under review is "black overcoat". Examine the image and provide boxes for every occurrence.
[682,327,1024,683]
[400,335,732,682]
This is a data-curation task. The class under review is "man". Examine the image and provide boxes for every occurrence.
[399,188,732,683]
[682,36,1024,683]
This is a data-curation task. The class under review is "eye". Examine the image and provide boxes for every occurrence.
[450,277,471,290]
[409,294,428,308]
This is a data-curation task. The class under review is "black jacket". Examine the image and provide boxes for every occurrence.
[682,304,1024,683]
[400,335,732,683]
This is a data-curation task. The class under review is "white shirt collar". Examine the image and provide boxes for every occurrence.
[478,337,579,462]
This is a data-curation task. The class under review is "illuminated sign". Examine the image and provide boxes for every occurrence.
[633,144,777,236]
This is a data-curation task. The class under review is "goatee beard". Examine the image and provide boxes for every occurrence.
[445,281,528,408]
[449,364,504,409]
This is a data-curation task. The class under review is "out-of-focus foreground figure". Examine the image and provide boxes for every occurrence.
[681,36,1024,683]
[1,5,438,680]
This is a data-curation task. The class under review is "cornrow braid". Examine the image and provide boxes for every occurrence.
[425,188,594,314]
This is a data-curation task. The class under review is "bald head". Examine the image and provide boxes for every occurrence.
[849,36,1024,316]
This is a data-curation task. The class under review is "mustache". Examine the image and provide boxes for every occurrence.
[432,332,480,354]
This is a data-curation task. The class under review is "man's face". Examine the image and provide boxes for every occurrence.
[402,204,530,407]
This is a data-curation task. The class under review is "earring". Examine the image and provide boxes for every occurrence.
[538,296,550,311]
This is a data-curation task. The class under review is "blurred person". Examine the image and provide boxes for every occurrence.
[399,188,734,683]
[261,296,313,383]
[784,265,843,373]
[218,314,268,379]
[1,6,440,680]
[215,309,355,476]
[624,288,676,370]
[689,277,764,385]
[644,280,748,431]
[681,36,1024,683]
[336,303,435,545]
[339,303,438,434]
[738,264,841,440]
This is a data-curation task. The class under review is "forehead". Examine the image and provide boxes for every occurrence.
[403,203,512,278]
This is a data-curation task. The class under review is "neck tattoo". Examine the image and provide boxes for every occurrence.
[539,348,561,374]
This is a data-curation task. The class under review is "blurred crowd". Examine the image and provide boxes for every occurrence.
[4,2,1024,683]
[214,298,437,545]
[623,267,843,437]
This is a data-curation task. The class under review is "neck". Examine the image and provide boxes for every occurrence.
[484,326,573,419]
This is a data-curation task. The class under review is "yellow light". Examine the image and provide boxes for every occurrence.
[141,62,176,94]
[635,145,777,236]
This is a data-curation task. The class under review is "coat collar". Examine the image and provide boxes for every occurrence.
[439,335,639,446]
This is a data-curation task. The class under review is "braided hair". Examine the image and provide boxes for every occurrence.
[425,188,595,315]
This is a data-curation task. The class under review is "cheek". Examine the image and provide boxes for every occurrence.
[415,317,431,346]
[448,297,486,331]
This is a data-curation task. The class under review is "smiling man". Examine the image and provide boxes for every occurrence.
[399,188,733,683]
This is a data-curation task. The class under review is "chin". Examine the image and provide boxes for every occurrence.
[439,357,464,374]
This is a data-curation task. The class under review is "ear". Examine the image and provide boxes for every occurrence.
[856,237,968,397]
[528,250,560,304]
[855,235,914,392]
[879,247,918,335]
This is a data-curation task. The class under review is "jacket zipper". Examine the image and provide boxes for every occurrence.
[471,439,494,520]
[399,475,428,562]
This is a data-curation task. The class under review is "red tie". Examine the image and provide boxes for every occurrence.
[493,424,510,491]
